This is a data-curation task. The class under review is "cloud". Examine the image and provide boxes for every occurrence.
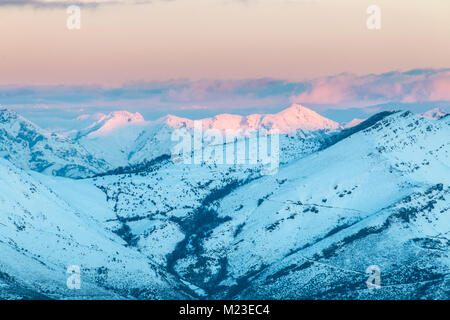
[290,75,357,105]
[0,79,301,121]
[0,0,151,7]
[1,69,450,126]
[290,69,450,108]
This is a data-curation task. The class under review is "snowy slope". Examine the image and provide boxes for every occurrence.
[72,111,149,167]
[0,109,109,178]
[88,120,339,267]
[74,104,341,167]
[172,104,341,133]
[149,111,449,298]
[343,118,366,129]
[417,107,449,120]
[71,111,146,139]
[258,104,341,132]
[237,183,449,299]
[0,158,191,299]
[0,106,448,300]
[82,110,449,299]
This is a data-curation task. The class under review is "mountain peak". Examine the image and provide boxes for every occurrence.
[99,110,144,125]
[107,110,144,122]
[78,111,146,138]
[157,114,191,128]
[280,103,309,113]
[0,108,39,129]
[0,107,19,121]
[343,118,366,129]
[417,107,449,120]
[157,105,339,133]
[261,104,341,133]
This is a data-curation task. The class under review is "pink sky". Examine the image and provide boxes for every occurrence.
[0,0,449,86]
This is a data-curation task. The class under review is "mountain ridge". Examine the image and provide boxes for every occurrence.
[0,105,448,299]
[75,104,341,137]
[0,108,110,178]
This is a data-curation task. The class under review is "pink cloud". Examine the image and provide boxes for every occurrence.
[291,75,356,104]
[290,69,450,107]
[429,73,450,101]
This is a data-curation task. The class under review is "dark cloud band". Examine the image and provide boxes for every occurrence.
[0,0,151,7]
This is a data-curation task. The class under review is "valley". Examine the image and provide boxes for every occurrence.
[0,105,448,299]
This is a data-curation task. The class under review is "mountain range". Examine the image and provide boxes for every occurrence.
[0,104,448,299]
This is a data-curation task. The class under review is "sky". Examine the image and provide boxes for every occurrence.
[0,0,449,125]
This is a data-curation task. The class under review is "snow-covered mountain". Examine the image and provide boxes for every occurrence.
[70,111,149,167]
[72,111,147,139]
[84,109,449,299]
[257,104,341,132]
[343,118,366,129]
[71,104,341,167]
[0,105,448,300]
[417,107,449,120]
[0,158,191,299]
[177,103,341,133]
[0,108,110,178]
[195,111,450,299]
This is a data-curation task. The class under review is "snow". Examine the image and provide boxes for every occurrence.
[70,104,341,167]
[343,118,366,128]
[0,105,449,300]
[0,109,109,178]
[260,104,341,132]
[85,111,146,138]
[0,158,186,299]
[417,107,449,120]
